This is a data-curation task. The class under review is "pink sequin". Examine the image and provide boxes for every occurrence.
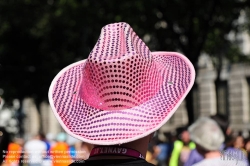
[49,22,195,144]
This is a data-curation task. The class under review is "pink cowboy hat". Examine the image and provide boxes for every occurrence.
[48,22,195,145]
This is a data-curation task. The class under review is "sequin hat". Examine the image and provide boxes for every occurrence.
[48,22,195,145]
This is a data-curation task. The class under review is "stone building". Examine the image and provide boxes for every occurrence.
[160,56,250,137]
[40,101,62,137]
[22,98,40,139]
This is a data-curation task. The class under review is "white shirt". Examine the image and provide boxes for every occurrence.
[24,139,47,164]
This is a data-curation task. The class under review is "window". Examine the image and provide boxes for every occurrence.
[193,83,200,120]
[247,77,250,121]
[216,81,229,116]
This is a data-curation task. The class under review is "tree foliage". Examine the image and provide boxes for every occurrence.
[0,0,249,123]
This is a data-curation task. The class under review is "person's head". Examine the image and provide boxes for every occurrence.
[31,133,42,140]
[181,130,190,144]
[234,135,244,149]
[48,22,195,153]
[210,113,230,137]
[188,117,225,156]
[56,132,67,142]
[224,134,236,148]
[46,133,56,142]
[67,134,80,146]
[39,132,46,141]
[176,127,190,144]
[245,138,250,151]
[14,137,24,146]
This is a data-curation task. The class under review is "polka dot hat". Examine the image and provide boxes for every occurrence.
[48,22,196,145]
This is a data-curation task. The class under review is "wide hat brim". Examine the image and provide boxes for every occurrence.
[48,51,195,145]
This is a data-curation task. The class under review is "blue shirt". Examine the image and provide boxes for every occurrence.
[156,143,171,161]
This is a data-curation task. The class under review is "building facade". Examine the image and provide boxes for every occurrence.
[161,58,250,137]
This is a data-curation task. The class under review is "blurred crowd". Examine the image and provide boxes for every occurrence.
[1,113,250,166]
[0,132,93,166]
[146,114,250,166]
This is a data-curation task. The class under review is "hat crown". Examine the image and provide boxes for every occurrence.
[80,23,162,110]
[88,22,151,61]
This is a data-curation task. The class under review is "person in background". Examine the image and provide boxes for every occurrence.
[66,135,78,161]
[245,138,250,165]
[185,113,231,166]
[24,134,47,166]
[46,133,56,147]
[154,133,173,166]
[169,128,195,166]
[234,135,246,153]
[0,127,11,165]
[146,141,158,166]
[183,146,203,166]
[222,133,248,165]
[50,132,72,166]
[40,133,52,166]
[189,117,247,166]
[210,114,231,149]
[4,137,23,166]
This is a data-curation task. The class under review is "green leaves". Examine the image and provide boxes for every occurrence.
[0,0,249,104]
